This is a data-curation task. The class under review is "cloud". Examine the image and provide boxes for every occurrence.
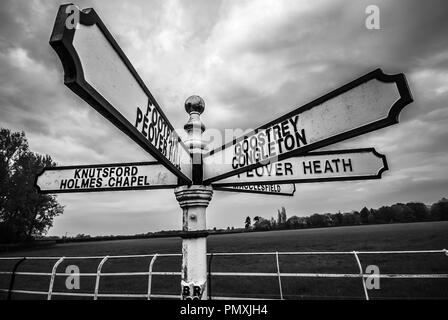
[0,0,447,236]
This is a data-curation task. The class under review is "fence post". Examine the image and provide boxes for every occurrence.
[275,252,284,300]
[47,257,65,300]
[94,256,109,300]
[7,257,26,300]
[353,251,369,300]
[208,253,214,300]
[147,254,158,300]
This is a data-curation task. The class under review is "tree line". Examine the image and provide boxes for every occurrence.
[245,199,448,231]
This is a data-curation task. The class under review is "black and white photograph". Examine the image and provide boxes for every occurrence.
[0,0,447,314]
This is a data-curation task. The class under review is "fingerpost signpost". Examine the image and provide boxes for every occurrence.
[40,4,413,300]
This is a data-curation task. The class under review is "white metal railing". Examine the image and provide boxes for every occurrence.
[0,249,447,300]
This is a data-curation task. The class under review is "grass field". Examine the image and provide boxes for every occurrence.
[1,221,447,300]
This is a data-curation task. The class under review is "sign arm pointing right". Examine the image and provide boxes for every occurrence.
[203,68,413,184]
[211,148,389,187]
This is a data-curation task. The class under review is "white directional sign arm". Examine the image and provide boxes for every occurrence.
[35,162,178,194]
[214,184,296,196]
[212,148,388,186]
[50,5,192,183]
[203,69,412,183]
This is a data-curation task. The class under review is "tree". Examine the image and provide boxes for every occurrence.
[323,213,335,227]
[253,216,271,231]
[375,206,393,223]
[360,207,370,224]
[333,211,343,225]
[430,198,448,221]
[0,129,64,243]
[341,212,355,225]
[244,216,251,230]
[281,207,287,224]
[286,216,307,229]
[352,211,361,225]
[270,216,277,228]
[406,202,429,221]
[309,214,325,227]
[391,203,416,223]
[368,209,376,224]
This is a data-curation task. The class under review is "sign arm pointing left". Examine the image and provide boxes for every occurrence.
[50,4,192,184]
[35,162,179,194]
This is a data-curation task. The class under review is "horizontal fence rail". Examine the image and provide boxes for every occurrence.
[0,249,447,300]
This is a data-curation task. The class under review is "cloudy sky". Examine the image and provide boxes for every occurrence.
[1,0,447,236]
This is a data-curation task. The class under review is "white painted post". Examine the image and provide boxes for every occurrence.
[175,96,213,300]
[175,185,213,300]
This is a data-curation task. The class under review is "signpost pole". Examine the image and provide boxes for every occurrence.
[175,96,213,300]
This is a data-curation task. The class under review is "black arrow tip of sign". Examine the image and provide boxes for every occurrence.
[374,149,389,177]
[370,147,389,178]
[374,68,414,124]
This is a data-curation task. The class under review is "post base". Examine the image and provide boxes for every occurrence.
[175,185,213,300]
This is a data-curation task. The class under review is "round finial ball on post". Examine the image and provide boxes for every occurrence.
[185,95,205,115]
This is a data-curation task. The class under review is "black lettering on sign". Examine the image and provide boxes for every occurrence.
[239,162,294,178]
[299,157,356,175]
[303,161,313,174]
[332,158,341,172]
[313,160,322,174]
[324,160,334,173]
[193,286,201,297]
[231,115,308,169]
[342,158,353,172]
[275,163,283,176]
[137,176,143,186]
[135,107,143,127]
[81,179,89,189]
[60,179,68,189]
[255,167,263,177]
[57,166,154,190]
[134,99,181,168]
[123,177,130,187]
[285,162,293,175]
[182,284,204,300]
